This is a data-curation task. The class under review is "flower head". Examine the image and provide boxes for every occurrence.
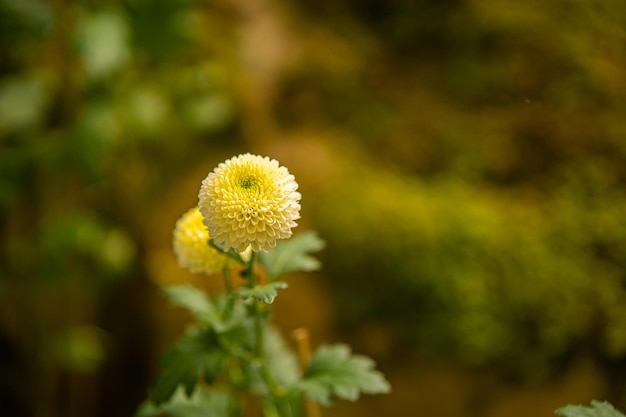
[173,206,231,274]
[198,153,301,252]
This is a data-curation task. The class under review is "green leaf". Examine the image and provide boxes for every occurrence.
[164,285,221,327]
[244,324,301,395]
[150,329,227,405]
[556,401,626,417]
[236,281,288,304]
[165,286,251,341]
[298,344,391,406]
[263,325,301,386]
[137,387,237,417]
[259,231,325,280]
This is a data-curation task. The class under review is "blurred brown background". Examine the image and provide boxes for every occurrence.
[2,0,626,416]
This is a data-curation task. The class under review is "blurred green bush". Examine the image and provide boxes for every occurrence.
[313,155,626,377]
[283,0,626,384]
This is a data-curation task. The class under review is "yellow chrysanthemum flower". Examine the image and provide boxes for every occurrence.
[198,153,301,252]
[172,206,230,275]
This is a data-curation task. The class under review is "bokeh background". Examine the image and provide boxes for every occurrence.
[2,0,626,416]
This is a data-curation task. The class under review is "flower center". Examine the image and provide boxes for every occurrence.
[239,175,257,190]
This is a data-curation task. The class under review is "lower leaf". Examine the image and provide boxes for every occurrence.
[150,328,227,405]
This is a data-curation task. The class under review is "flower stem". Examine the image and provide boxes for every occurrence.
[244,253,291,417]
[246,251,257,285]
[222,266,237,320]
[209,239,245,264]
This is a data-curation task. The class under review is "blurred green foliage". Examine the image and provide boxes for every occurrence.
[314,156,626,375]
[0,0,242,416]
[296,0,626,384]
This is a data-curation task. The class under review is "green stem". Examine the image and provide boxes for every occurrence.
[254,307,264,357]
[222,266,237,320]
[246,251,257,286]
[244,253,291,417]
[209,239,245,264]
[246,252,265,360]
[257,322,291,417]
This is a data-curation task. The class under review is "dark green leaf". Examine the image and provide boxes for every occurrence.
[556,401,626,417]
[150,329,227,405]
[236,281,288,304]
[215,317,250,354]
[259,231,325,280]
[298,344,391,406]
[164,286,253,352]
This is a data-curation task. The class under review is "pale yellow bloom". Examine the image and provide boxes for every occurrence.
[198,153,301,252]
[172,206,230,274]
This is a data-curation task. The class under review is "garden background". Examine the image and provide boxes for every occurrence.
[2,0,626,416]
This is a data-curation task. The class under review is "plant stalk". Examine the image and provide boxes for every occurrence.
[245,252,291,417]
